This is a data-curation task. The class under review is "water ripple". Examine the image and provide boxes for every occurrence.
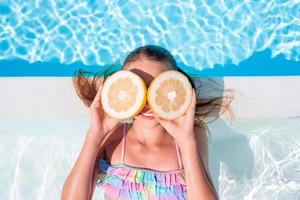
[219,125,300,200]
[0,0,299,69]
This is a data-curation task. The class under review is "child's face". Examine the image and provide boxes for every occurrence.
[124,58,173,126]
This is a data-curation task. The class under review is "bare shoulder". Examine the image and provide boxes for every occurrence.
[94,123,125,162]
[102,123,126,149]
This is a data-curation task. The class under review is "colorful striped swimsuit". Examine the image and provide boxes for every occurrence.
[97,123,187,200]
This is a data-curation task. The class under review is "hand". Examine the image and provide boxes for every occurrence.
[154,88,197,144]
[89,80,120,136]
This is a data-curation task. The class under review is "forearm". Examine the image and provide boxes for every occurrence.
[61,129,105,200]
[178,135,217,200]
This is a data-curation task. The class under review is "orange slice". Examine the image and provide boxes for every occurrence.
[147,70,193,120]
[101,70,147,120]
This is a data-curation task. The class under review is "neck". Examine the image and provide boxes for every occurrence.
[129,121,174,147]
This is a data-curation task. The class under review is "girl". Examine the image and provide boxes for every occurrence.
[62,45,233,200]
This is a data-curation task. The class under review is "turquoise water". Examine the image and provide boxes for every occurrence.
[0,49,300,76]
[0,0,299,75]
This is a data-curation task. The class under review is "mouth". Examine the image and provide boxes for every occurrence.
[140,112,155,119]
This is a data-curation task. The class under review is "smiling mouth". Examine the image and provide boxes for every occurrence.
[142,112,154,117]
[140,112,155,119]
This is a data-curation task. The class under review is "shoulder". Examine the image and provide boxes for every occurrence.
[102,123,127,148]
[96,123,126,162]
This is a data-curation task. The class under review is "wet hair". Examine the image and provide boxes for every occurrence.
[72,45,234,138]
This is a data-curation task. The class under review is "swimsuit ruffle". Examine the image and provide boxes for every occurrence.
[98,159,187,200]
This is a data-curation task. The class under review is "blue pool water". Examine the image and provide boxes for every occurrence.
[0,0,299,76]
[0,0,300,200]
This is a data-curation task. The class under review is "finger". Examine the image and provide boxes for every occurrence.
[154,115,167,124]
[94,79,104,101]
[154,115,162,123]
[91,79,104,107]
[154,115,175,126]
[191,89,196,108]
[187,88,197,115]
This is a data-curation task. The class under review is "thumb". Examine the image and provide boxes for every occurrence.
[91,80,104,108]
[93,80,104,102]
[154,115,169,125]
[154,115,163,123]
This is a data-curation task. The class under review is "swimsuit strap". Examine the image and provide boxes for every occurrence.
[175,142,183,169]
[121,123,183,170]
[121,123,127,164]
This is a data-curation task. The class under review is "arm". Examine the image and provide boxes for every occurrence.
[154,89,217,200]
[178,132,218,200]
[88,161,102,200]
[62,80,120,200]
[61,129,105,200]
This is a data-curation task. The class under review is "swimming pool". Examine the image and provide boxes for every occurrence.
[0,0,300,200]
[0,0,299,74]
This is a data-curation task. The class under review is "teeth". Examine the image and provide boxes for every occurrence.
[142,113,153,117]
